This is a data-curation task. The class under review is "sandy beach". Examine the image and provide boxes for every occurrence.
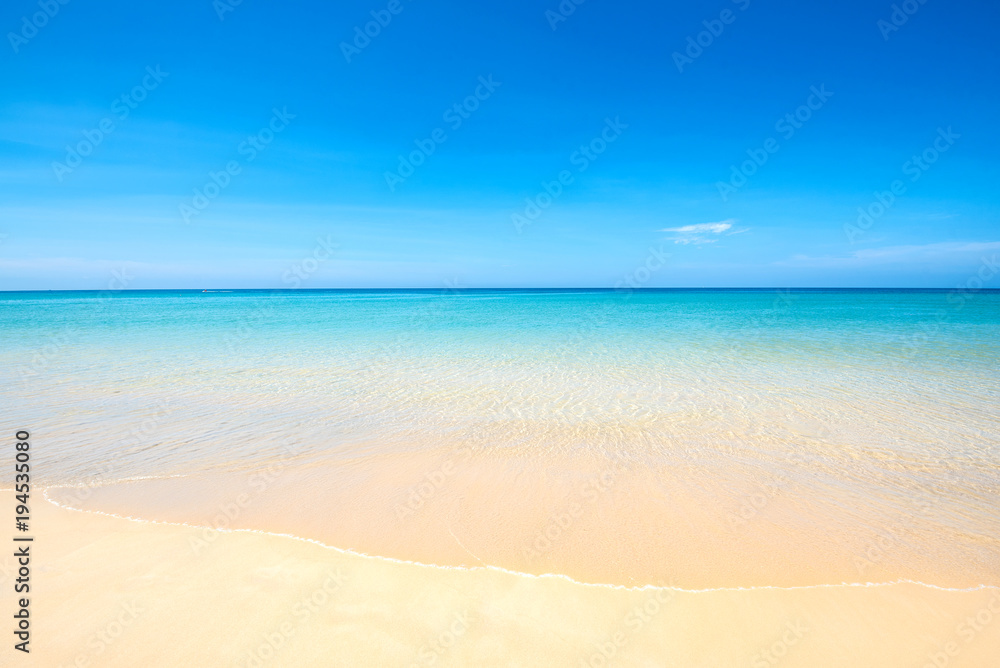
[3,291,999,665]
[7,488,997,667]
[5,0,1000,660]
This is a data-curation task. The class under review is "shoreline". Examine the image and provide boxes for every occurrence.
[39,444,1000,592]
[40,486,998,596]
[11,490,1000,667]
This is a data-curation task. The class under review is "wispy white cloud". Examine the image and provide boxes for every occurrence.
[775,241,1000,268]
[663,221,733,234]
[671,237,719,245]
[661,219,740,245]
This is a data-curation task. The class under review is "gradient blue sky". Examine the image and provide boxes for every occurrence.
[1,0,998,289]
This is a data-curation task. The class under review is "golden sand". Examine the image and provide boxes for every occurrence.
[7,490,999,667]
[67,446,998,590]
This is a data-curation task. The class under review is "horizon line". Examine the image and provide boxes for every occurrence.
[3,287,996,293]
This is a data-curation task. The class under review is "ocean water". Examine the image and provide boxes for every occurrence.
[3,288,999,589]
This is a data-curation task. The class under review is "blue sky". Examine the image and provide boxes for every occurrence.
[0,0,998,289]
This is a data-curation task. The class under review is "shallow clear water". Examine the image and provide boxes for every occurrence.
[3,289,999,588]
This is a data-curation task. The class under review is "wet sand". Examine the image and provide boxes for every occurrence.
[12,490,1000,667]
[65,448,1000,590]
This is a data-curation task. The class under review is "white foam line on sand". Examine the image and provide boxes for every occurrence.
[40,486,998,595]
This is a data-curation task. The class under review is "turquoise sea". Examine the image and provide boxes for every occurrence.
[3,288,999,588]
